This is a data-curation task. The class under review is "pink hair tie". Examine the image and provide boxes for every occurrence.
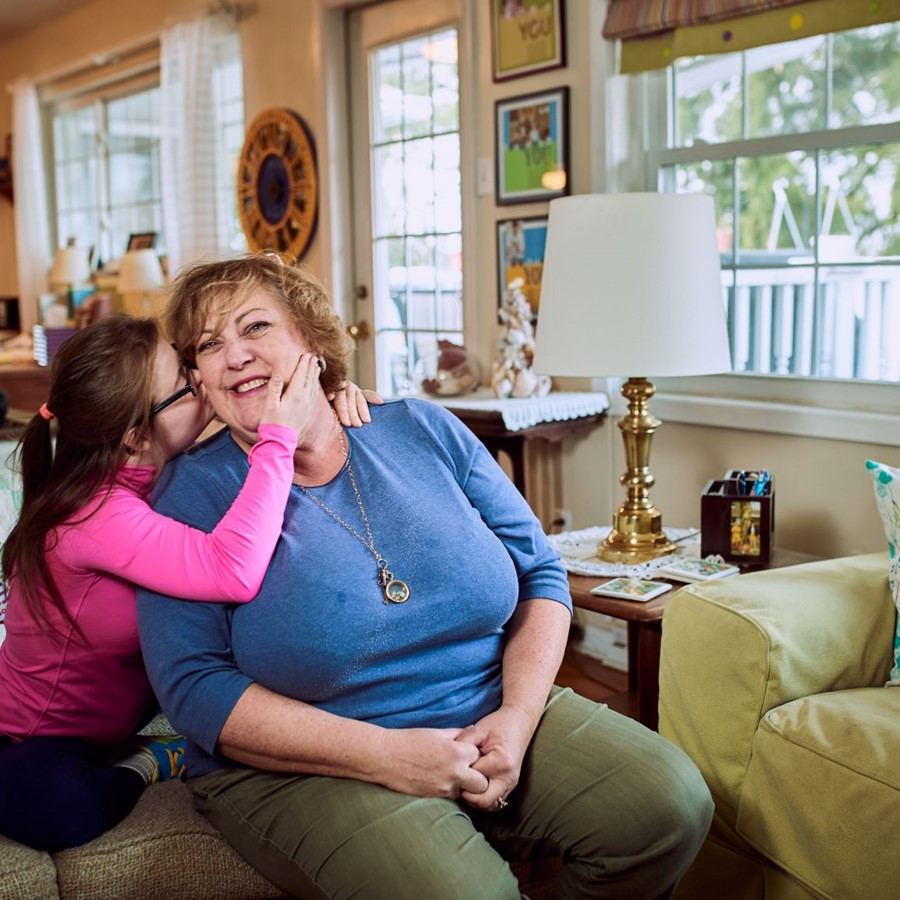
[39,403,55,421]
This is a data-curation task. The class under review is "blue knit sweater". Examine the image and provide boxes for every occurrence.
[137,398,571,776]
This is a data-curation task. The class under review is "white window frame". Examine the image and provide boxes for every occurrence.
[624,41,900,445]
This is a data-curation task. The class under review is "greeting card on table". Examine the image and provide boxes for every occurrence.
[656,557,740,583]
[589,578,673,601]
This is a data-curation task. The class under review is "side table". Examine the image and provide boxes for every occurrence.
[0,362,49,416]
[434,391,608,500]
[567,548,820,731]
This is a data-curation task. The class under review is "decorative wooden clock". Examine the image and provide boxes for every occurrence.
[237,108,318,259]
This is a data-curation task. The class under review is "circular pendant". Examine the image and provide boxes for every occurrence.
[384,579,410,604]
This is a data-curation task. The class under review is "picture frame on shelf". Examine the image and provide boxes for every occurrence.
[491,0,566,82]
[496,216,548,321]
[126,232,157,252]
[495,87,569,205]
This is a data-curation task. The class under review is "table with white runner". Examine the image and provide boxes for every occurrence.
[430,390,609,432]
[546,525,702,579]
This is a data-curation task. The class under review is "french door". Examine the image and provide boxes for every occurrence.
[348,0,468,396]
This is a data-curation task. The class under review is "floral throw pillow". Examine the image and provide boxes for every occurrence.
[865,459,900,685]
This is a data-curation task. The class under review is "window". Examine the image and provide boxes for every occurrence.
[52,81,163,264]
[656,21,900,389]
[45,39,244,265]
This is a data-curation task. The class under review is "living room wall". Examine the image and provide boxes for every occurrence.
[0,0,895,559]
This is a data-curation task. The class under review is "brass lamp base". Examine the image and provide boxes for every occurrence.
[599,511,676,563]
[599,376,676,564]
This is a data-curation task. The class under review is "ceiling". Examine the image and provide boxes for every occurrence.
[0,0,96,44]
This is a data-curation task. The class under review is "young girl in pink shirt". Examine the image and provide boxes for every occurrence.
[0,313,375,852]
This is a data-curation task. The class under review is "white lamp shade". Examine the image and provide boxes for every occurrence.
[533,193,732,378]
[49,245,90,287]
[118,249,165,293]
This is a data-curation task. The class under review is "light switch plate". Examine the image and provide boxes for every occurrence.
[477,158,494,197]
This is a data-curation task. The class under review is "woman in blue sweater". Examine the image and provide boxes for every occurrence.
[137,253,712,899]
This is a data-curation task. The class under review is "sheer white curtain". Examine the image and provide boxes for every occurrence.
[9,78,51,334]
[160,15,241,275]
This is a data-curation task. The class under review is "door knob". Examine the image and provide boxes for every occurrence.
[347,321,371,341]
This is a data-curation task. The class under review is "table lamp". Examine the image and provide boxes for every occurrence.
[117,249,165,316]
[49,241,90,319]
[533,193,732,563]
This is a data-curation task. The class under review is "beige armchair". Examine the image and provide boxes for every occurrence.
[659,553,900,900]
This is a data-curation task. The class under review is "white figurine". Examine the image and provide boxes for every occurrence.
[491,278,551,399]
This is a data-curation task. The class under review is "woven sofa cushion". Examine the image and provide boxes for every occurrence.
[0,834,59,900]
[52,781,287,900]
[737,687,900,899]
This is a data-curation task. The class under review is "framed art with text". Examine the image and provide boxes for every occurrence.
[495,87,569,205]
[496,216,548,320]
[491,0,566,82]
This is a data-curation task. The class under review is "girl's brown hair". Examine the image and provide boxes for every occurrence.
[1,314,160,636]
[165,252,354,396]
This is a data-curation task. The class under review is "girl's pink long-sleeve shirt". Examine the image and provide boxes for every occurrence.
[0,423,296,744]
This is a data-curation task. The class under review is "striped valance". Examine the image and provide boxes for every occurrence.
[603,0,900,72]
[602,0,809,41]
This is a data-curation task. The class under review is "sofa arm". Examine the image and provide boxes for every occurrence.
[658,553,893,830]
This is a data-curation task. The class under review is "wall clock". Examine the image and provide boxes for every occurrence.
[237,108,318,259]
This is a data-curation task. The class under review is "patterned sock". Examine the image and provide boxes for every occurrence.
[112,734,187,786]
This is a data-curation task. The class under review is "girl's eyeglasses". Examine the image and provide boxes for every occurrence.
[149,351,197,418]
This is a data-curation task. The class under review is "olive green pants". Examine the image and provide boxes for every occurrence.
[189,689,712,899]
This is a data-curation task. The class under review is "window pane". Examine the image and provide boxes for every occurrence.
[669,159,735,263]
[430,32,459,133]
[746,36,825,139]
[434,133,461,233]
[673,54,742,147]
[372,48,403,144]
[831,22,900,129]
[401,37,433,139]
[737,151,815,257]
[819,143,900,262]
[372,143,406,237]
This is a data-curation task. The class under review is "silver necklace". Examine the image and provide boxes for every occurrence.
[295,425,410,605]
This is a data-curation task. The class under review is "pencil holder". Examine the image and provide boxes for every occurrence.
[701,469,774,565]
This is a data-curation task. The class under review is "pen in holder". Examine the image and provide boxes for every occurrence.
[701,469,774,565]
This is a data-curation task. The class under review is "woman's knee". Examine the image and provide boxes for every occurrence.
[651,741,714,857]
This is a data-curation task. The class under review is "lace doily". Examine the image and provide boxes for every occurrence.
[547,526,701,578]
[432,390,609,432]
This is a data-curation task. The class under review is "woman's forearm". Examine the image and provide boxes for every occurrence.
[501,598,571,729]
[215,683,490,799]
[216,683,387,777]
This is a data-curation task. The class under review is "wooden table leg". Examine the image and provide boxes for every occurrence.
[480,436,527,497]
[635,621,663,731]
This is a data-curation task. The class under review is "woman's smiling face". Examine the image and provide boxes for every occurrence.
[193,287,312,445]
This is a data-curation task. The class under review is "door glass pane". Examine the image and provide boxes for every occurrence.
[369,26,463,396]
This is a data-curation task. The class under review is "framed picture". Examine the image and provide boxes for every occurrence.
[126,232,157,252]
[496,216,548,320]
[491,0,566,82]
[495,87,569,205]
